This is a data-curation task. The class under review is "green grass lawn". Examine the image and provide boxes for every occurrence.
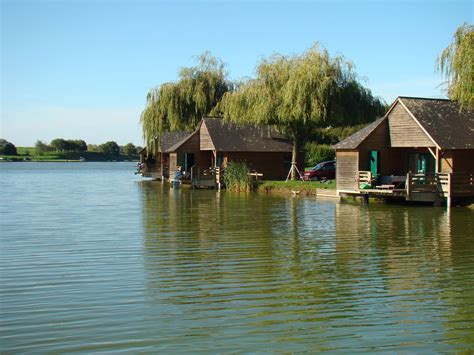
[1,147,138,162]
[257,179,336,193]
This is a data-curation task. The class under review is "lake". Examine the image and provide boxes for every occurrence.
[1,162,473,352]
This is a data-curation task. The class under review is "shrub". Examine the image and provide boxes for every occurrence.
[223,161,253,192]
[0,139,17,155]
[305,143,335,167]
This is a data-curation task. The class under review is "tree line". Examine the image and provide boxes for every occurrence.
[35,139,142,156]
[0,138,142,157]
[140,24,472,179]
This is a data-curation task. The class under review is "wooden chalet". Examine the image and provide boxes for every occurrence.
[334,97,474,206]
[139,131,192,179]
[140,117,302,188]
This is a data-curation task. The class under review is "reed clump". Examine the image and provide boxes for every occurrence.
[223,162,253,192]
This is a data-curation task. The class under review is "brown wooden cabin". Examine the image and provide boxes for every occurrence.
[139,131,192,179]
[140,117,303,188]
[334,97,474,206]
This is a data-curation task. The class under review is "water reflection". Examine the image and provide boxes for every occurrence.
[138,182,474,352]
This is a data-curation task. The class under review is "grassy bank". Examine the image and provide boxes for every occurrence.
[257,180,336,195]
[1,147,138,162]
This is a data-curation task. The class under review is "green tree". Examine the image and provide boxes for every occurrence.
[217,44,385,179]
[437,23,473,110]
[87,144,100,152]
[140,52,232,148]
[100,141,120,156]
[68,140,87,152]
[50,138,68,152]
[0,139,17,155]
[123,143,136,156]
[35,140,50,155]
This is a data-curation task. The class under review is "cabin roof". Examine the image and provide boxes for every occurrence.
[332,117,386,149]
[158,131,193,152]
[334,97,474,150]
[399,97,474,149]
[202,117,293,152]
[165,130,197,152]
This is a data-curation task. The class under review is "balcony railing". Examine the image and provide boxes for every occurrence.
[358,171,474,198]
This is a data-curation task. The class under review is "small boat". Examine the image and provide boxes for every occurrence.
[79,157,86,162]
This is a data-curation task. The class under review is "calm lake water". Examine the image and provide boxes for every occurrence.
[1,162,473,353]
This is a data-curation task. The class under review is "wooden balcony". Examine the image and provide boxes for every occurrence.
[355,171,474,205]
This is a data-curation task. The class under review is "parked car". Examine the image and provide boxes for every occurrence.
[303,160,336,181]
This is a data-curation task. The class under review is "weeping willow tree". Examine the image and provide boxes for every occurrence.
[216,44,385,179]
[437,23,473,110]
[140,52,232,148]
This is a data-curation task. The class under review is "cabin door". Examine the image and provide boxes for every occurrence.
[370,150,379,176]
[183,153,195,172]
[408,153,435,174]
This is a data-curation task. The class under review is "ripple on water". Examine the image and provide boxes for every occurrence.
[1,163,473,352]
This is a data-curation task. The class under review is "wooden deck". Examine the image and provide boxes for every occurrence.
[339,171,474,206]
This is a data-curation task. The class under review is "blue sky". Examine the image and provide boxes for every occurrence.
[1,0,472,146]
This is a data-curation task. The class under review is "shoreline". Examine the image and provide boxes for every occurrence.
[0,160,138,163]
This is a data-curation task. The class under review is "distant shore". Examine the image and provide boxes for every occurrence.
[0,147,139,163]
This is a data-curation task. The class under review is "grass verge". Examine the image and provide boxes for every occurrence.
[257,179,336,195]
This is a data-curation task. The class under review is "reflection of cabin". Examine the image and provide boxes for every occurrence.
[334,97,474,206]
[140,117,302,187]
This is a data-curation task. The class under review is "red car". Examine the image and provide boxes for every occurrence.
[303,161,336,181]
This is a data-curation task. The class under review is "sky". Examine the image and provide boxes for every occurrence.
[1,0,472,146]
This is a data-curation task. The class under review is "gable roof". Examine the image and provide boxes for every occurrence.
[202,117,293,152]
[334,97,474,150]
[165,130,197,152]
[332,117,386,149]
[398,97,474,149]
[157,131,192,152]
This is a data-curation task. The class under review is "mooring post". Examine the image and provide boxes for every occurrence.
[361,194,369,205]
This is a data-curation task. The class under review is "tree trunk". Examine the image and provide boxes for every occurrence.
[291,136,299,180]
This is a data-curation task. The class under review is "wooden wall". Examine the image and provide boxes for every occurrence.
[453,149,474,173]
[224,151,300,180]
[358,119,391,173]
[441,150,453,173]
[169,153,178,173]
[169,131,213,172]
[336,150,358,191]
[200,122,215,151]
[388,102,435,147]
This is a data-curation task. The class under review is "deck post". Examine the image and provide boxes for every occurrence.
[361,194,369,205]
[447,173,452,207]
[216,167,221,190]
[160,152,165,183]
[406,173,411,198]
[435,148,440,174]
